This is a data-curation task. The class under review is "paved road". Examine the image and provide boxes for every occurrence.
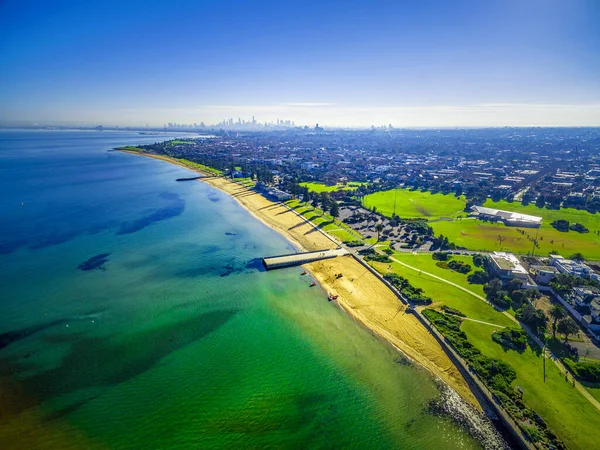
[390,255,600,412]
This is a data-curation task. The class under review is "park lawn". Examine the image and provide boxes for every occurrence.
[299,181,364,193]
[170,139,194,145]
[389,253,486,297]
[365,237,391,245]
[584,384,600,403]
[461,321,600,450]
[371,260,513,327]
[118,145,144,151]
[176,158,223,176]
[486,200,600,232]
[431,217,600,259]
[363,188,466,219]
[370,253,600,448]
[235,178,256,187]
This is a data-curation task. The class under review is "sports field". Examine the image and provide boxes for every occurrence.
[363,188,466,219]
[431,200,600,259]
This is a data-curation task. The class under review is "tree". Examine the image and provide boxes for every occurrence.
[473,254,484,267]
[484,278,503,297]
[468,269,489,284]
[516,304,546,330]
[557,317,579,343]
[510,290,526,309]
[330,201,339,218]
[569,252,585,262]
[375,223,384,242]
[549,305,566,338]
[507,279,524,294]
[536,194,546,209]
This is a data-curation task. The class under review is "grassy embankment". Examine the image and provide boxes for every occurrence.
[300,181,367,193]
[363,188,466,219]
[369,252,600,450]
[285,199,364,244]
[173,158,223,176]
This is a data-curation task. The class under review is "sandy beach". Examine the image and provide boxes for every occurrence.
[121,150,480,409]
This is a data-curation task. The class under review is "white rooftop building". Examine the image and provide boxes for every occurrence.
[470,205,542,228]
[549,255,593,279]
[489,252,529,280]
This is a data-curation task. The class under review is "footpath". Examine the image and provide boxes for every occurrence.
[390,256,600,412]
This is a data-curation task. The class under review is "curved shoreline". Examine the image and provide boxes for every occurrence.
[117,149,482,410]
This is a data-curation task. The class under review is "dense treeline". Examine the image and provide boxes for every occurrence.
[383,273,432,304]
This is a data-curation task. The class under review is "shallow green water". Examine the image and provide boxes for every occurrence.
[0,131,492,448]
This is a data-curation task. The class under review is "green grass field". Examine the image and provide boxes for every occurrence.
[462,320,600,450]
[585,383,600,402]
[176,158,223,176]
[300,181,366,193]
[363,188,466,219]
[372,254,512,326]
[431,200,600,259]
[285,199,364,243]
[369,254,600,449]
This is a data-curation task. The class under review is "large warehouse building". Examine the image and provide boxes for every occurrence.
[470,205,542,228]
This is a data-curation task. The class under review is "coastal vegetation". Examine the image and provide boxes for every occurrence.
[360,247,392,263]
[369,252,600,449]
[563,359,600,382]
[284,199,364,244]
[363,188,466,219]
[118,145,144,151]
[422,309,563,449]
[175,158,223,176]
[383,273,432,304]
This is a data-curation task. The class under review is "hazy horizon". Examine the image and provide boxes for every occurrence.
[1,0,599,127]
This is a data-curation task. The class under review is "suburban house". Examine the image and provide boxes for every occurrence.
[584,298,600,336]
[529,265,560,285]
[550,255,594,278]
[571,286,600,307]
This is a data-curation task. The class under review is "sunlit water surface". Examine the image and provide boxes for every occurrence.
[0,130,494,449]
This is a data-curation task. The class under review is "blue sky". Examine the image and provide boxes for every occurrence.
[1,0,599,127]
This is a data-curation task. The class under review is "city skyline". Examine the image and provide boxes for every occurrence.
[1,0,599,127]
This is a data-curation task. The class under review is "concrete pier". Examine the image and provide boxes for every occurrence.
[262,248,348,270]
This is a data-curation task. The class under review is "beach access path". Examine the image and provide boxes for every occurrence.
[389,255,600,412]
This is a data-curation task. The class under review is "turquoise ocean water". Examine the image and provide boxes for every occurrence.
[0,130,495,449]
